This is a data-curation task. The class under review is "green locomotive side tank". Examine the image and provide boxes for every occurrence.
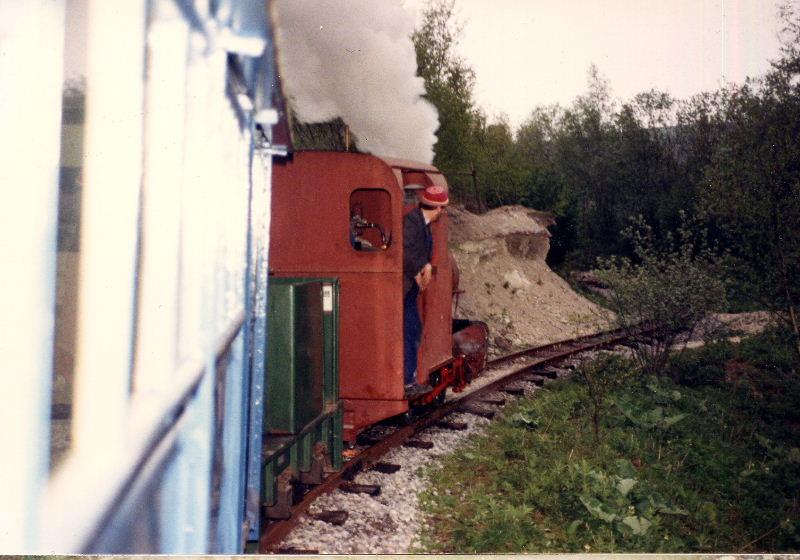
[265,279,325,434]
[262,278,343,519]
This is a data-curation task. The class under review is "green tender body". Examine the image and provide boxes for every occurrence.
[262,278,342,508]
[265,279,325,434]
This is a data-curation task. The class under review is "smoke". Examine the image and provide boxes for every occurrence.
[273,0,439,163]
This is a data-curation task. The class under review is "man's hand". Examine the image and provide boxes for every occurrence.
[416,263,433,291]
[420,263,433,286]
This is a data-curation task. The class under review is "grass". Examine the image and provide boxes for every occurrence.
[419,329,800,553]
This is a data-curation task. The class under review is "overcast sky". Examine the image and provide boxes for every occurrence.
[64,0,787,133]
[404,0,785,129]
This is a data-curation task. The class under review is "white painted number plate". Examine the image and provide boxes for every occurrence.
[322,285,333,312]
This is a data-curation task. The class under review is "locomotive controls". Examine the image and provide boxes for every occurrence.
[350,204,389,250]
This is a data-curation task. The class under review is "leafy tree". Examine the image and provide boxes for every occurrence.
[595,215,728,376]
[515,105,567,212]
[513,105,580,265]
[471,117,530,207]
[511,71,730,272]
[700,2,800,360]
[610,96,673,235]
[669,91,727,224]
[551,66,625,264]
[412,0,482,202]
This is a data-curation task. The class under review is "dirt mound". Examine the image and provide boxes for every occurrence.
[448,205,608,356]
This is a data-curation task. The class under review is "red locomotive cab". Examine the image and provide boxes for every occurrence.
[270,151,455,441]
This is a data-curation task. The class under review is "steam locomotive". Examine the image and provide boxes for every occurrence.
[261,150,489,518]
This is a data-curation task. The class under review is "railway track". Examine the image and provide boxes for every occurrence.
[258,326,651,553]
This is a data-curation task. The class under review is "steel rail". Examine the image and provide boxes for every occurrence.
[258,326,651,552]
[486,326,631,368]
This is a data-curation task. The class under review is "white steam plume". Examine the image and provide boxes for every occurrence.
[273,0,439,163]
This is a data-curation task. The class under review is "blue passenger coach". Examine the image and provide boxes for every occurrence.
[0,0,288,553]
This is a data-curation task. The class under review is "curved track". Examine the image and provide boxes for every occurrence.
[258,326,651,552]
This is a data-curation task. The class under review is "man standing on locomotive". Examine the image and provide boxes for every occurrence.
[402,184,449,399]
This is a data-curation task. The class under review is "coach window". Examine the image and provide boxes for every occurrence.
[349,188,392,251]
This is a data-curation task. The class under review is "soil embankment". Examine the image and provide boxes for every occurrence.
[448,205,608,356]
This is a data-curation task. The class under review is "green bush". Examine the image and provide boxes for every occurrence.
[667,328,800,435]
[666,340,735,387]
[595,214,727,376]
[738,327,799,375]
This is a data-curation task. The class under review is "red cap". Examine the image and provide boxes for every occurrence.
[421,185,449,207]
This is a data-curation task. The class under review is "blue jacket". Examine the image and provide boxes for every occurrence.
[403,207,432,297]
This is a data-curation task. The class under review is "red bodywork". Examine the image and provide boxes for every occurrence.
[270,151,458,440]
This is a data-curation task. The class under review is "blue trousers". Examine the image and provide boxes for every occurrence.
[403,284,422,385]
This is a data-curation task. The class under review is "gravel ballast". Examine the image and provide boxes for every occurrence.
[276,410,494,554]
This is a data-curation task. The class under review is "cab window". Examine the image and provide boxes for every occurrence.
[350,188,392,251]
